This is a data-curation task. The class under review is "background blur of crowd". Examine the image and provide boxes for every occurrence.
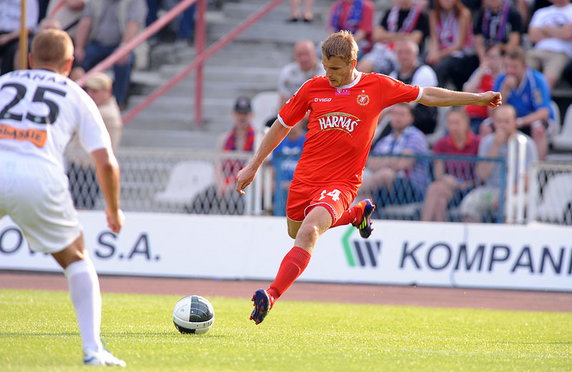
[1,0,571,223]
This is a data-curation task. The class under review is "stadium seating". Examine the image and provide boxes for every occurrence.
[154,160,214,210]
[535,173,572,224]
[552,104,572,151]
[252,91,279,132]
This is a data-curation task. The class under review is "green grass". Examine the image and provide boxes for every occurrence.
[0,289,570,371]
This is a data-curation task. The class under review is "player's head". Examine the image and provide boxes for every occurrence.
[492,104,518,136]
[321,31,358,88]
[446,108,470,138]
[30,29,74,75]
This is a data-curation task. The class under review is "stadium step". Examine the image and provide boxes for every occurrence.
[124,0,333,149]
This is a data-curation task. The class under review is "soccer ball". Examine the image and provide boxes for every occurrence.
[172,295,215,334]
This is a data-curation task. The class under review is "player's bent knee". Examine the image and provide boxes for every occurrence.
[287,219,303,239]
[51,234,86,269]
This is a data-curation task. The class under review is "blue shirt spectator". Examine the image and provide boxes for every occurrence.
[271,124,306,215]
[372,124,430,193]
[493,67,554,121]
[492,48,554,160]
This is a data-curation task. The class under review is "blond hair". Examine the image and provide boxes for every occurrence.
[31,29,73,69]
[321,31,358,64]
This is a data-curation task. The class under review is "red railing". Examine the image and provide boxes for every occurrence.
[77,0,285,127]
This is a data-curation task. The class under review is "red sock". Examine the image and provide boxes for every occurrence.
[267,246,311,300]
[330,203,363,228]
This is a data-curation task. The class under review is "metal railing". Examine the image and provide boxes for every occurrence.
[528,161,572,225]
[66,149,523,224]
[74,0,286,127]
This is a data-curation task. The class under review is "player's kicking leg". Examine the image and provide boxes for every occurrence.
[250,289,274,325]
[352,199,376,238]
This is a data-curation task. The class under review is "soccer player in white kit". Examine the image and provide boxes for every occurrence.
[0,29,126,366]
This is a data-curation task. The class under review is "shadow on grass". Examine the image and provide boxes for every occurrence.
[0,332,79,337]
[505,341,572,345]
[1,332,230,338]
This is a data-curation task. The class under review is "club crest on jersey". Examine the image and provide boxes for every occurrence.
[357,93,370,106]
[317,112,360,134]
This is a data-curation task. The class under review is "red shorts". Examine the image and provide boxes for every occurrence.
[286,179,357,223]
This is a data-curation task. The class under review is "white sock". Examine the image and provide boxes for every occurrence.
[64,259,103,353]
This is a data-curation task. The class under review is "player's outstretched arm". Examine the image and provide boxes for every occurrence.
[92,148,124,233]
[418,87,502,108]
[236,119,290,195]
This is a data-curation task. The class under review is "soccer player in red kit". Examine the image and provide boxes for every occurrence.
[236,31,502,325]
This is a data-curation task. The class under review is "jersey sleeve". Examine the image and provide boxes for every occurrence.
[277,78,313,128]
[75,88,113,154]
[377,74,422,107]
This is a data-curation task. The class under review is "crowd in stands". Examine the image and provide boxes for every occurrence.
[0,0,197,109]
[1,0,570,222]
[262,0,571,221]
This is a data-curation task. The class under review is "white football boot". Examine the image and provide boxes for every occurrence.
[83,349,126,367]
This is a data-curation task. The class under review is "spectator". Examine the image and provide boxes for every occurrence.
[45,0,87,39]
[463,43,505,134]
[421,109,480,221]
[460,105,538,222]
[271,121,306,216]
[74,0,147,109]
[0,0,39,73]
[192,97,256,215]
[526,0,572,90]
[473,0,522,64]
[359,103,430,213]
[493,47,554,160]
[358,0,429,74]
[176,2,197,45]
[288,0,314,22]
[515,0,532,29]
[388,40,438,135]
[426,0,479,90]
[65,72,123,209]
[328,0,376,56]
[278,40,325,108]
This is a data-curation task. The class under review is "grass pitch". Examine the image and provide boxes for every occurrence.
[0,289,570,371]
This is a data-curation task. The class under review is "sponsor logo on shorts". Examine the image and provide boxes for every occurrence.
[317,112,360,134]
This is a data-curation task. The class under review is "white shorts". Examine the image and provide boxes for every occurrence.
[0,158,82,254]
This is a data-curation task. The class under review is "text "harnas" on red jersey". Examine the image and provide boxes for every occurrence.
[317,113,360,133]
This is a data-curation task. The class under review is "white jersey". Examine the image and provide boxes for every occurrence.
[0,69,111,172]
[529,4,572,58]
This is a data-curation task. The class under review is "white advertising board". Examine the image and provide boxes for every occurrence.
[0,212,570,291]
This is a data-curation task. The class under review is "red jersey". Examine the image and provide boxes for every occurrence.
[278,73,421,191]
[432,132,480,182]
[464,73,493,118]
